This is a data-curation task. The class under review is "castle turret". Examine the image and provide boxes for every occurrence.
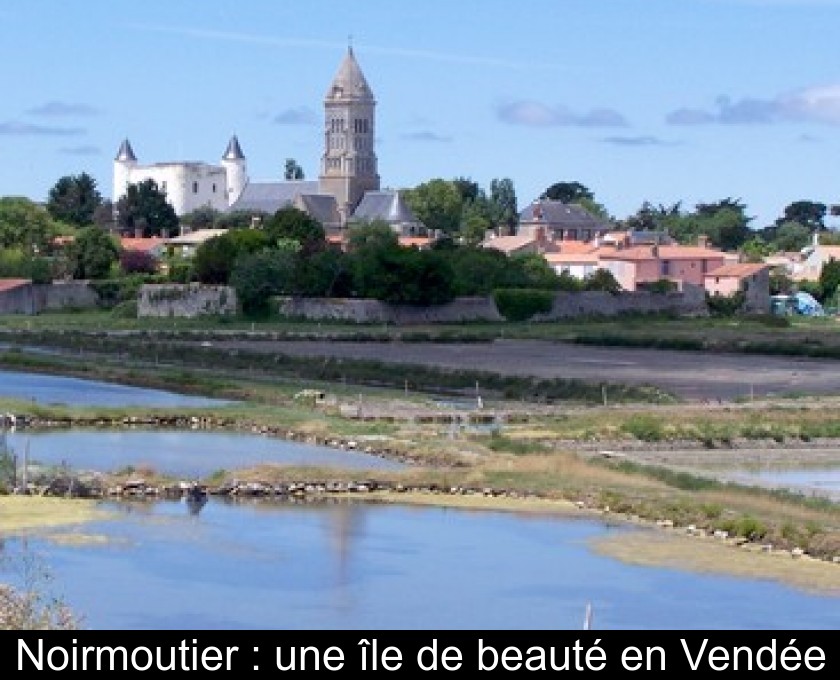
[112,138,137,203]
[319,47,380,223]
[221,135,248,207]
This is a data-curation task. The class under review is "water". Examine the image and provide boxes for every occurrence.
[732,467,840,501]
[6,430,403,477]
[7,502,838,630]
[0,369,230,408]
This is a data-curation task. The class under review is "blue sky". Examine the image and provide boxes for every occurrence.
[3,0,840,228]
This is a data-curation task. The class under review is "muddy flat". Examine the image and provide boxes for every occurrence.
[208,339,840,401]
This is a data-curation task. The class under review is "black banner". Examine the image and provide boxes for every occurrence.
[2,631,835,673]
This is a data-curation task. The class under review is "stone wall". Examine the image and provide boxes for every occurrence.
[0,282,36,315]
[277,296,503,324]
[0,281,99,315]
[138,284,237,317]
[278,288,708,324]
[532,285,708,320]
[35,281,100,311]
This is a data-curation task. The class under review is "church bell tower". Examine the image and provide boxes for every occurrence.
[318,47,380,223]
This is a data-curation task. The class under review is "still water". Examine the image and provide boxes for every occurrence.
[6,430,403,477]
[2,370,838,630]
[6,501,839,630]
[0,369,229,408]
[732,467,840,502]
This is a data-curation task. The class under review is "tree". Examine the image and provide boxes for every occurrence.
[459,198,494,246]
[583,269,622,293]
[489,178,518,233]
[284,159,305,181]
[194,229,269,284]
[67,227,119,279]
[180,206,219,232]
[540,181,593,204]
[295,248,353,297]
[120,249,158,275]
[819,258,840,304]
[231,249,298,315]
[776,200,826,232]
[403,179,463,235]
[0,197,56,253]
[347,220,399,252]
[263,206,325,254]
[741,236,772,262]
[115,179,178,237]
[771,221,811,252]
[46,173,103,227]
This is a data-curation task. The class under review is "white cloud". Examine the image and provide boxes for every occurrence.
[0,121,85,136]
[27,101,98,117]
[497,100,627,128]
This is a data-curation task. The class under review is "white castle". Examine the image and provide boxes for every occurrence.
[112,47,422,234]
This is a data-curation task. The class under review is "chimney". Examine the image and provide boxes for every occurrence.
[161,228,170,239]
[652,244,659,258]
[536,226,547,250]
[134,227,143,239]
[813,231,820,248]
[697,234,709,249]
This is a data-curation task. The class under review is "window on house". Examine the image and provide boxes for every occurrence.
[662,260,671,276]
[212,183,216,193]
[192,182,198,194]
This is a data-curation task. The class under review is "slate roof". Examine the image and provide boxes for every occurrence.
[228,181,319,214]
[297,194,341,226]
[115,139,137,162]
[519,200,611,232]
[352,191,422,226]
[222,135,245,160]
[326,47,374,101]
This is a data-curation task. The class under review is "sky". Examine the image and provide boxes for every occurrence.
[3,0,840,229]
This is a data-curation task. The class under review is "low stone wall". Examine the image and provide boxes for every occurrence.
[277,296,504,324]
[0,281,99,315]
[138,284,237,317]
[278,288,708,324]
[532,286,708,320]
[35,281,99,311]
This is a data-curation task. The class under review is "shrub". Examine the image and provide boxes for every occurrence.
[620,414,665,442]
[706,291,746,316]
[493,288,555,321]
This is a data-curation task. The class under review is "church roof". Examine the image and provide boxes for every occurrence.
[115,139,137,162]
[222,135,245,161]
[352,191,422,226]
[229,180,319,214]
[296,194,341,227]
[325,47,374,102]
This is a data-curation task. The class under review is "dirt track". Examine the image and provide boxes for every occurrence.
[208,338,840,401]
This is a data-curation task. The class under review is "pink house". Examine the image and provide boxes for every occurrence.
[704,262,771,313]
[598,245,726,291]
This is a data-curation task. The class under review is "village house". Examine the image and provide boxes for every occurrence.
[704,262,771,314]
[598,242,727,291]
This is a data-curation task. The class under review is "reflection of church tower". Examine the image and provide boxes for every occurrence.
[319,47,380,224]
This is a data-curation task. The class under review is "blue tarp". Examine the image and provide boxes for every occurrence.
[793,291,824,316]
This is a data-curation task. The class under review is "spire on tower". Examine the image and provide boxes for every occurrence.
[222,134,245,161]
[115,138,137,162]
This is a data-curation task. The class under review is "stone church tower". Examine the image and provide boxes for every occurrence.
[319,47,380,222]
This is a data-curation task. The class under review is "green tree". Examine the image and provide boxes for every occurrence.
[284,158,305,180]
[403,179,463,235]
[115,179,178,237]
[0,248,52,283]
[459,198,494,245]
[510,253,560,289]
[771,221,811,252]
[776,200,826,232]
[231,249,298,315]
[0,197,57,253]
[819,258,840,304]
[347,220,399,252]
[583,269,622,293]
[194,229,269,284]
[489,178,518,233]
[46,172,103,227]
[295,248,353,297]
[741,236,772,262]
[540,181,593,204]
[67,227,119,279]
[263,206,325,254]
[444,247,510,295]
[180,206,220,232]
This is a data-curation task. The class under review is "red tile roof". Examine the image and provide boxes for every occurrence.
[705,262,769,279]
[0,278,31,293]
[120,237,165,253]
[598,245,726,261]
